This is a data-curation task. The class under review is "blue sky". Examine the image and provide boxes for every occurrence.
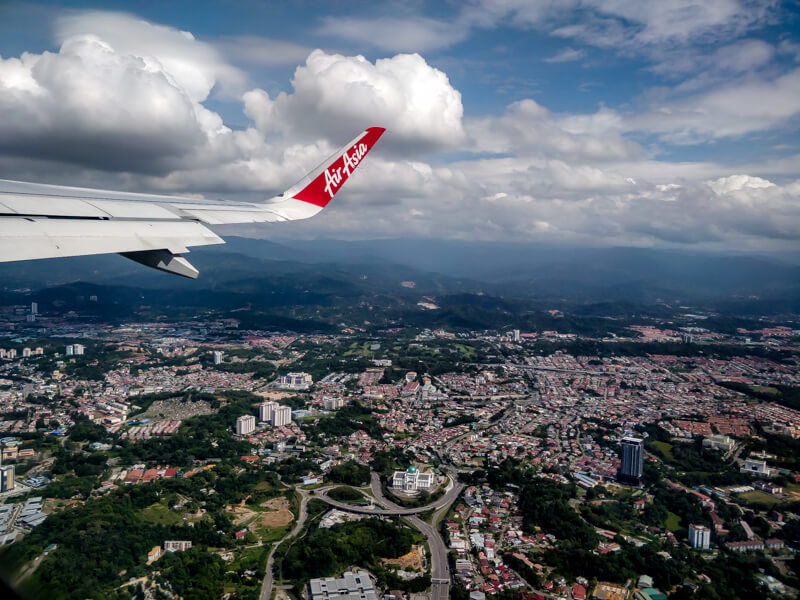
[0,0,798,250]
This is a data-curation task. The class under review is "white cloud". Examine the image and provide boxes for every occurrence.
[466,99,640,161]
[707,174,775,194]
[0,8,797,252]
[630,68,800,143]
[316,15,469,53]
[543,47,585,63]
[778,39,800,62]
[56,11,245,100]
[213,35,314,67]
[479,0,779,51]
[243,50,466,154]
[0,33,211,173]
[650,38,775,79]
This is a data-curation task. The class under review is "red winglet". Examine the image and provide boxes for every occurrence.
[292,127,386,207]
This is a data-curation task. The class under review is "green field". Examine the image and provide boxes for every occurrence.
[255,523,290,542]
[665,511,681,532]
[649,440,675,460]
[738,490,782,506]
[751,385,779,396]
[454,344,477,359]
[140,502,182,526]
[343,342,371,357]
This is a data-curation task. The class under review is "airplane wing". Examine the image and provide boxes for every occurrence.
[0,127,385,278]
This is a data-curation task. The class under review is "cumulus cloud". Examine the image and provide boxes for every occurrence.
[0,8,797,252]
[0,34,211,173]
[707,174,775,194]
[243,50,466,154]
[56,11,245,100]
[0,12,337,190]
[466,99,640,161]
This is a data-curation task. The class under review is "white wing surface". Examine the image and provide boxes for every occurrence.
[0,127,385,278]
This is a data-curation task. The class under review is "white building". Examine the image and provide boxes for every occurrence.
[392,466,434,492]
[309,570,377,600]
[741,458,770,476]
[259,401,279,422]
[235,415,256,435]
[164,540,192,552]
[271,406,292,427]
[688,524,711,549]
[277,372,313,390]
[703,434,734,453]
[323,396,346,411]
[66,344,85,356]
[213,351,224,365]
[512,329,520,342]
[30,302,38,315]
[22,348,32,358]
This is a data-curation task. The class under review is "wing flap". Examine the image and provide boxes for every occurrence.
[0,217,223,262]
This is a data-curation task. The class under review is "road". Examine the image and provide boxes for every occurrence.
[315,473,463,518]
[259,490,311,600]
[317,472,463,600]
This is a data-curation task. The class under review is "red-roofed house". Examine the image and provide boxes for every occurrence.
[572,584,586,600]
[125,469,143,484]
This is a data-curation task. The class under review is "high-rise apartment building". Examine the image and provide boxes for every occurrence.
[323,396,346,411]
[0,465,15,493]
[66,344,85,356]
[30,302,38,315]
[688,524,711,549]
[271,406,292,427]
[213,351,224,365]
[259,401,278,422]
[617,436,644,485]
[235,415,256,435]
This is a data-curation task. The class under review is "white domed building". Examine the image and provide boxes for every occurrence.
[392,465,434,493]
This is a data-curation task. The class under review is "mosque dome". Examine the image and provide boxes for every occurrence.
[407,466,417,474]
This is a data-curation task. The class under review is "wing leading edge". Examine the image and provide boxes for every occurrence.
[0,127,385,278]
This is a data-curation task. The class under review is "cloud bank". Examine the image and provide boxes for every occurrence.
[0,8,797,252]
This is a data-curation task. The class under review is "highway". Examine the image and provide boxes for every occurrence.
[259,490,311,600]
[317,472,464,600]
[315,473,463,517]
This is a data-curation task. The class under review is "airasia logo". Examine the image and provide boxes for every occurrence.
[324,142,369,199]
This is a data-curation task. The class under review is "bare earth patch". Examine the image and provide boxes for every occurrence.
[382,544,424,571]
[256,496,293,529]
[226,505,258,527]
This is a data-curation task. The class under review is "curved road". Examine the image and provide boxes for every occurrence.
[317,472,464,600]
[316,473,463,517]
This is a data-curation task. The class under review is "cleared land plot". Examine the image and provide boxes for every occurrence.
[738,490,782,506]
[141,502,182,526]
[382,544,425,571]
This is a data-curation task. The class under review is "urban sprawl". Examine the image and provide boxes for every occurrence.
[0,300,799,600]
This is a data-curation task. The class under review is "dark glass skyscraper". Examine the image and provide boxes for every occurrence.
[618,436,644,485]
